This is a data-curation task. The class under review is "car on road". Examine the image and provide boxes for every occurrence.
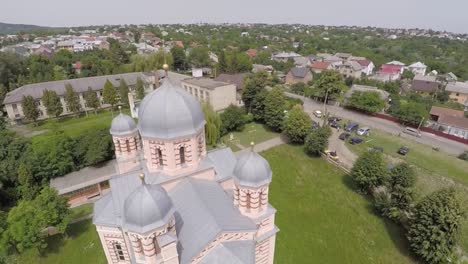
[369,146,383,152]
[402,127,421,137]
[339,132,351,140]
[324,150,339,161]
[349,137,364,144]
[398,146,410,155]
[313,110,322,118]
[357,127,370,136]
[345,122,359,132]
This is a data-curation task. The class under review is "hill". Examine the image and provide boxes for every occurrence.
[0,22,50,34]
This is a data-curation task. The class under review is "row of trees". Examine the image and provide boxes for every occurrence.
[350,151,465,263]
[21,78,143,123]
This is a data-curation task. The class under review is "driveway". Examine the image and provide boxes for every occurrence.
[286,92,467,156]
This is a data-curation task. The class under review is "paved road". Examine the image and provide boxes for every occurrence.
[286,92,467,156]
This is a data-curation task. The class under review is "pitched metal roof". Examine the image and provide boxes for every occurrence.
[289,67,310,78]
[446,81,468,94]
[169,179,256,263]
[233,150,272,188]
[199,241,255,264]
[206,147,238,182]
[3,72,146,104]
[110,113,138,136]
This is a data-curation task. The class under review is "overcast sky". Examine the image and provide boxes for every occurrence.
[1,0,467,33]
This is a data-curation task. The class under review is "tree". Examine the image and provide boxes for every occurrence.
[282,105,311,144]
[84,87,100,114]
[407,189,464,264]
[188,47,211,68]
[171,46,187,71]
[401,70,415,80]
[75,128,113,167]
[42,89,63,118]
[304,126,331,156]
[34,187,71,235]
[202,103,222,146]
[350,151,387,194]
[220,105,246,135]
[313,70,347,101]
[21,95,39,123]
[135,77,145,100]
[264,87,286,131]
[251,89,268,122]
[218,50,227,73]
[118,79,129,107]
[64,83,81,115]
[102,79,118,111]
[242,71,269,111]
[346,91,386,113]
[392,102,429,126]
[17,163,38,200]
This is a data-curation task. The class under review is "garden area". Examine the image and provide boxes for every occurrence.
[219,122,279,151]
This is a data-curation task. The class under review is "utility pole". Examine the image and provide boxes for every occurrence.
[417,117,425,131]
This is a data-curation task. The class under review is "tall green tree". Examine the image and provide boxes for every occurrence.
[102,79,118,111]
[84,87,100,114]
[218,50,227,73]
[63,83,81,115]
[313,70,347,101]
[304,126,331,156]
[242,71,269,112]
[171,46,187,71]
[251,89,268,122]
[135,77,145,100]
[264,87,286,131]
[42,90,63,118]
[350,151,387,194]
[407,189,464,264]
[202,103,222,146]
[283,105,311,144]
[220,104,246,135]
[21,95,39,123]
[118,79,129,107]
[188,47,211,68]
[346,91,386,113]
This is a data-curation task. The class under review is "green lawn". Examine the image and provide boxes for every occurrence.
[13,220,105,264]
[344,130,468,252]
[263,144,415,264]
[70,203,94,220]
[220,122,279,149]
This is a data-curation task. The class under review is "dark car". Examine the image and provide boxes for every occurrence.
[345,122,359,132]
[369,146,383,152]
[339,132,351,140]
[398,146,409,155]
[330,122,341,129]
[349,137,364,144]
[328,116,342,122]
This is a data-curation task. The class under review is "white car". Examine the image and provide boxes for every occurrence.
[357,127,370,135]
[313,110,322,118]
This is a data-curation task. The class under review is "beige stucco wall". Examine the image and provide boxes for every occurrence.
[181,81,237,112]
[449,92,468,104]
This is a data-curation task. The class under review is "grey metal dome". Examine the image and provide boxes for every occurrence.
[233,151,272,188]
[137,79,205,139]
[110,113,137,136]
[123,183,174,234]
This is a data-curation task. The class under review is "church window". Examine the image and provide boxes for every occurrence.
[114,243,125,260]
[179,147,186,164]
[158,148,164,166]
[125,139,130,152]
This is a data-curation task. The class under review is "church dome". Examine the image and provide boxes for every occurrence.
[123,183,174,234]
[233,150,272,188]
[138,79,205,139]
[110,113,137,136]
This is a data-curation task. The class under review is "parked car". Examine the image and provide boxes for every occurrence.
[398,146,410,155]
[369,146,383,152]
[324,150,339,161]
[330,122,341,129]
[328,116,342,122]
[349,137,364,144]
[313,110,322,118]
[339,132,351,140]
[345,122,359,132]
[402,127,421,137]
[357,127,370,135]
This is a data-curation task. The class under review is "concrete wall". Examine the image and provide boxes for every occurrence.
[181,81,237,112]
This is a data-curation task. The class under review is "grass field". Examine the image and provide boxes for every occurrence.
[263,144,414,264]
[344,129,468,252]
[70,203,94,220]
[220,122,279,149]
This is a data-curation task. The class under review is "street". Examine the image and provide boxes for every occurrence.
[285,91,467,156]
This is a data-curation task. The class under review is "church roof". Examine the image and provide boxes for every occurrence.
[138,78,205,139]
[170,179,257,263]
[234,150,272,188]
[199,241,255,264]
[206,147,238,182]
[110,113,137,136]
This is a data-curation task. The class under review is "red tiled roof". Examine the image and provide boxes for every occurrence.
[379,64,402,74]
[430,106,464,118]
[310,61,331,70]
[356,60,371,67]
[438,115,468,129]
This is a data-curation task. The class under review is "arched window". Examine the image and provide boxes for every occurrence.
[125,139,130,153]
[246,192,251,210]
[179,147,186,165]
[113,242,125,261]
[158,148,164,166]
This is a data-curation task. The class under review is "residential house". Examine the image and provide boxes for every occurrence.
[3,72,156,123]
[271,51,301,62]
[429,106,468,139]
[133,42,158,54]
[445,81,468,110]
[410,75,440,93]
[293,56,311,68]
[252,64,274,74]
[214,73,247,92]
[310,61,332,74]
[285,67,313,85]
[334,52,352,60]
[57,41,74,51]
[181,78,238,111]
[316,53,342,63]
[349,59,375,76]
[375,63,405,81]
[407,62,427,76]
[331,61,363,79]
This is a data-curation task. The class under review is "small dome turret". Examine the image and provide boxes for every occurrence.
[137,79,205,139]
[123,183,174,234]
[234,151,272,188]
[110,113,137,136]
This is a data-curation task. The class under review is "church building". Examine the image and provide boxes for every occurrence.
[93,67,278,264]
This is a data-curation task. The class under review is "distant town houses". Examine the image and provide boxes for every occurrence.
[2,72,156,123]
[410,75,440,93]
[271,51,302,62]
[445,81,468,110]
[429,106,468,139]
[285,67,313,85]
